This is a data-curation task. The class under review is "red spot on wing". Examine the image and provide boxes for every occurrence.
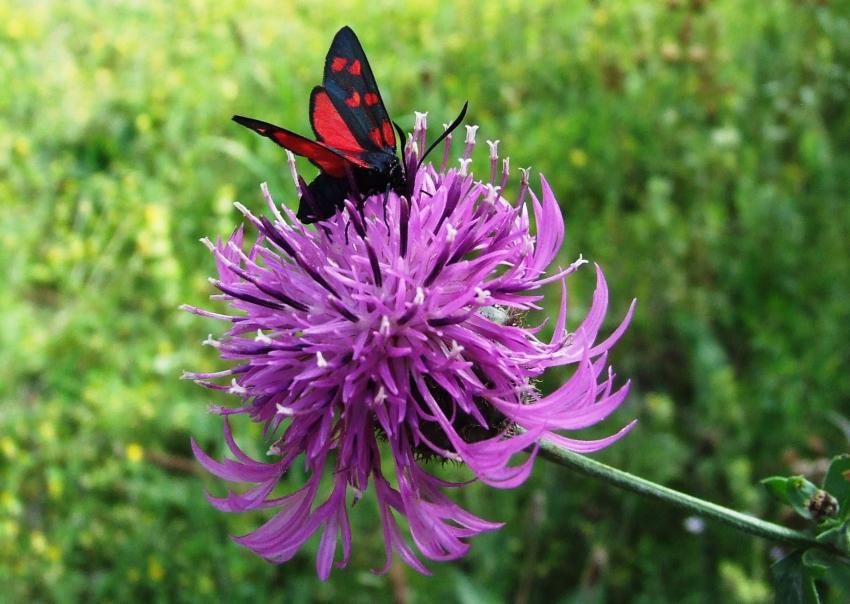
[331,57,347,72]
[311,89,367,155]
[348,59,361,75]
[382,120,395,147]
[364,93,379,106]
[368,128,382,148]
[344,90,360,107]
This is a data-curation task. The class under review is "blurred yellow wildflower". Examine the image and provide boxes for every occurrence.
[126,443,144,463]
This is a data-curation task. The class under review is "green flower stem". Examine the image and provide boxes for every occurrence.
[537,437,823,552]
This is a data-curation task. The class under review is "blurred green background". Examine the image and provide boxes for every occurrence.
[2,0,849,602]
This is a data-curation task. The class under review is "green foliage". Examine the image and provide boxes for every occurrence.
[772,552,820,604]
[761,475,822,521]
[823,455,850,516]
[762,456,850,601]
[2,0,849,601]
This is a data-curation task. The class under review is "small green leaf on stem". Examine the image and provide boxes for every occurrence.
[771,551,821,604]
[801,549,831,579]
[823,455,850,519]
[763,476,794,506]
[762,476,821,520]
[816,519,850,556]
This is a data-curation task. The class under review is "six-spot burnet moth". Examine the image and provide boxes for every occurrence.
[233,26,467,223]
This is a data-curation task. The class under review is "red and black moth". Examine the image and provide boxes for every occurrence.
[233,26,467,224]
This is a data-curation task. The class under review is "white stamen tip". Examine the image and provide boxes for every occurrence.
[413,287,425,305]
[571,253,588,269]
[484,183,499,204]
[228,378,247,396]
[255,329,272,344]
[465,124,479,144]
[316,351,328,368]
[374,386,387,405]
[202,334,220,348]
[448,340,465,358]
[486,139,500,158]
[445,222,458,242]
[267,444,281,456]
[275,403,295,416]
[475,287,491,304]
[414,111,428,130]
[458,157,472,176]
[379,315,391,337]
[284,151,300,185]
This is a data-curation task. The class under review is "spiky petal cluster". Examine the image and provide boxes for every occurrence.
[184,114,635,578]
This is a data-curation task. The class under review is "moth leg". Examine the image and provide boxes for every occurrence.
[297,176,321,222]
[382,184,390,226]
[343,163,361,200]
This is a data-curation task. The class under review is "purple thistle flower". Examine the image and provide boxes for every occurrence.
[183,113,636,579]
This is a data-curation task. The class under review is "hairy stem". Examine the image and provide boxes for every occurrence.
[538,437,824,552]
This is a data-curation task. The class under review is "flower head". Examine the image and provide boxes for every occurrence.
[184,114,635,578]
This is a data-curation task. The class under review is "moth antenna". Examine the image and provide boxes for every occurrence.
[417,101,469,170]
[393,121,409,182]
[394,121,408,155]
